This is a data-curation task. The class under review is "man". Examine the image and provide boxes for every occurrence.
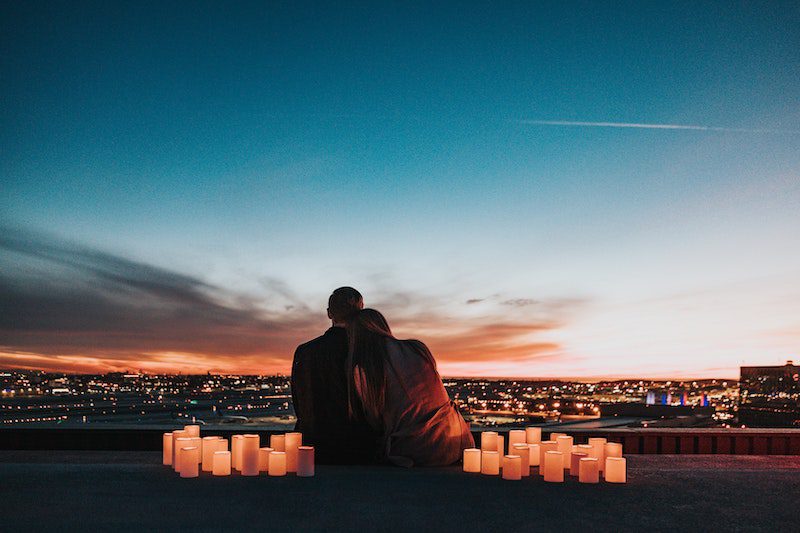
[291,287,377,463]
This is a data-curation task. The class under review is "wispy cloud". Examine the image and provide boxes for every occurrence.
[518,119,800,134]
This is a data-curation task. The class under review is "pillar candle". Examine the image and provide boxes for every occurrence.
[174,437,192,472]
[232,435,244,471]
[481,431,498,452]
[528,444,541,467]
[184,425,200,438]
[502,455,522,480]
[162,433,173,466]
[285,432,302,473]
[588,437,607,472]
[605,442,623,459]
[171,430,189,469]
[577,444,593,456]
[189,437,202,463]
[538,441,557,474]
[508,430,526,448]
[496,435,505,456]
[216,438,229,453]
[543,451,564,482]
[511,444,530,476]
[258,447,273,472]
[605,457,627,483]
[556,435,574,469]
[270,434,286,452]
[550,432,566,441]
[579,457,599,483]
[570,452,588,476]
[268,451,287,476]
[241,434,260,476]
[179,446,200,478]
[480,451,500,475]
[525,427,542,444]
[212,451,231,476]
[463,448,481,473]
[202,436,222,471]
[297,446,315,477]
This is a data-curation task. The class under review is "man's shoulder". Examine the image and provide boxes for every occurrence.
[295,328,347,358]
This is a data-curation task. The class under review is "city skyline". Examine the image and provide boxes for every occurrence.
[2,2,800,378]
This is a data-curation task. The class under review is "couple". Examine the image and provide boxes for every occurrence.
[291,287,475,466]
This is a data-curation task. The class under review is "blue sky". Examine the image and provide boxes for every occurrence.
[2,1,799,376]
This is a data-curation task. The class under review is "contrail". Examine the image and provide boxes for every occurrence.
[518,119,799,134]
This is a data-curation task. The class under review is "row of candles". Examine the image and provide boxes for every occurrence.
[162,426,314,478]
[464,428,627,483]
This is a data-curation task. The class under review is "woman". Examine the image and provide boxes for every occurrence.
[347,308,475,466]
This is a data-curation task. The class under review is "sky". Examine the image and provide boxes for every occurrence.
[2,1,799,378]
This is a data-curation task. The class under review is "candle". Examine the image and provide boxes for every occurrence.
[171,430,189,469]
[525,427,542,444]
[511,444,530,476]
[184,425,200,438]
[543,451,564,482]
[270,434,286,452]
[463,448,481,473]
[179,446,200,478]
[202,436,222,471]
[528,444,541,467]
[285,432,302,473]
[189,437,202,463]
[605,457,627,483]
[538,440,557,474]
[556,435,574,468]
[570,452,588,476]
[502,455,522,480]
[480,451,500,475]
[578,457,599,483]
[496,435,505,456]
[577,444,593,456]
[481,431,498,452]
[162,432,173,466]
[241,434,260,476]
[232,435,244,471]
[216,438,229,453]
[174,437,192,472]
[258,447,273,472]
[297,446,315,477]
[588,437,607,472]
[508,430,526,448]
[550,432,566,441]
[212,451,231,476]
[268,451,287,476]
[605,442,623,460]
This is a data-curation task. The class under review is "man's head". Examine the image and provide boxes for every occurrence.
[327,286,364,325]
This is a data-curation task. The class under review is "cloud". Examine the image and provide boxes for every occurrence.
[518,119,800,134]
[501,298,538,307]
[465,298,484,304]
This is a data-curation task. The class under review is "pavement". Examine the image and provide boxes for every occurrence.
[0,451,798,532]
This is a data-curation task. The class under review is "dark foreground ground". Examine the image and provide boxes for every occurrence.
[0,452,798,532]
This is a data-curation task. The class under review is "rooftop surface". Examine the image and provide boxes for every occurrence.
[1,452,798,532]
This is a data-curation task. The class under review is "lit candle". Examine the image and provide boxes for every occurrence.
[174,437,192,472]
[496,435,505,456]
[528,444,541,467]
[550,432,566,441]
[480,451,500,475]
[202,436,222,471]
[577,444,593,456]
[481,431,498,452]
[215,438,229,453]
[285,432,302,473]
[179,446,200,478]
[605,442,623,460]
[212,451,231,476]
[538,440,557,474]
[556,435,574,469]
[508,430,526,448]
[543,451,564,482]
[184,425,200,438]
[268,451,287,476]
[297,446,315,477]
[171,430,189,469]
[525,427,542,444]
[588,437,607,472]
[570,452,588,476]
[189,437,202,463]
[270,434,286,452]
[511,444,530,476]
[579,457,599,483]
[463,448,481,473]
[258,447,273,472]
[162,432,173,466]
[502,455,522,480]
[232,435,244,471]
[605,457,627,483]
[241,434,260,476]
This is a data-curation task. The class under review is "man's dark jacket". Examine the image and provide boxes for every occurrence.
[291,327,377,464]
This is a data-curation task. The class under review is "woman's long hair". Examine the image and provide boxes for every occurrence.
[346,308,394,423]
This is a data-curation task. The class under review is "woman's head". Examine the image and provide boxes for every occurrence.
[346,308,394,422]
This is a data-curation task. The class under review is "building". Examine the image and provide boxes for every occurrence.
[739,360,800,427]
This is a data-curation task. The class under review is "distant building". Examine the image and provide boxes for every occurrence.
[739,360,800,427]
